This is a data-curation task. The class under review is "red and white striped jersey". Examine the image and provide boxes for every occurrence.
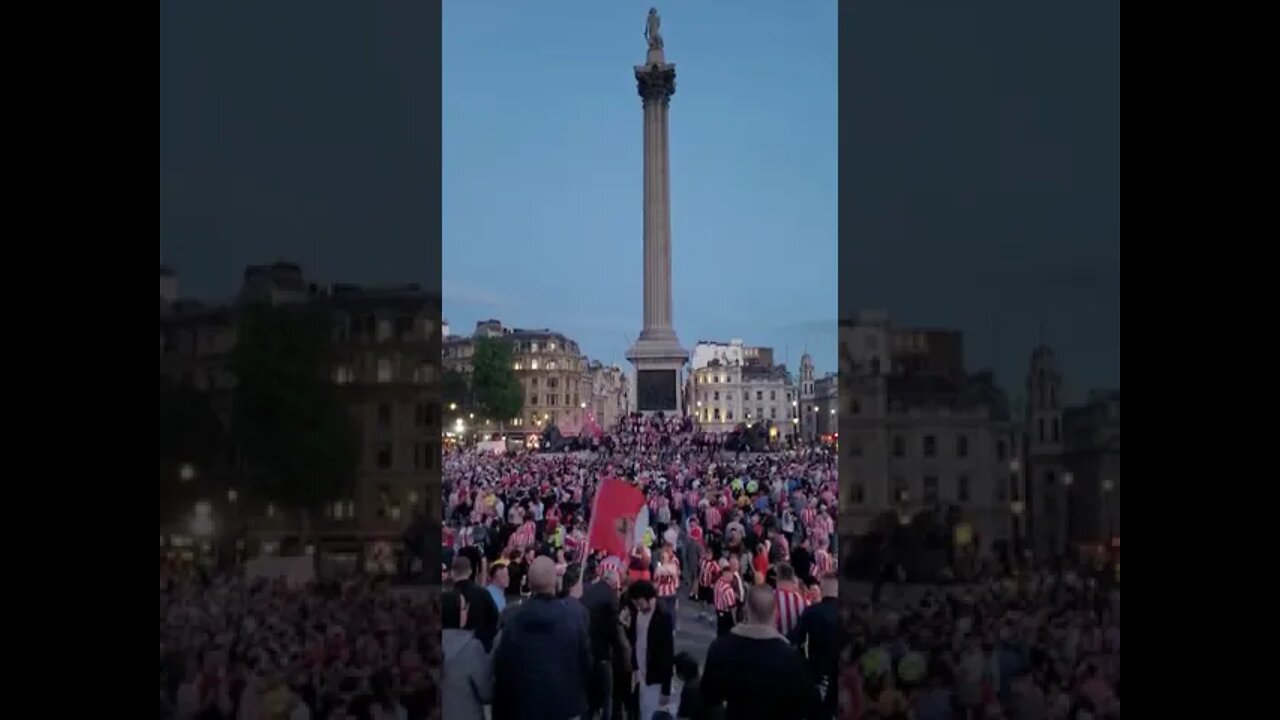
[513,521,536,549]
[704,506,723,531]
[800,506,817,529]
[714,575,739,612]
[774,587,810,636]
[655,560,680,597]
[699,557,720,588]
[813,549,834,577]
[688,524,704,548]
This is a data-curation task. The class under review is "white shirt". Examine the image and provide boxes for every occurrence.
[635,608,653,683]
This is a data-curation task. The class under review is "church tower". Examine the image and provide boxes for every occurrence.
[1026,345,1068,558]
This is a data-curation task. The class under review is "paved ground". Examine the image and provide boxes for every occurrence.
[673,585,718,665]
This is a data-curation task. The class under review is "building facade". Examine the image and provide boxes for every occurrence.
[839,311,1019,559]
[159,263,442,561]
[442,320,593,433]
[690,360,797,439]
[587,361,631,430]
[1022,346,1121,560]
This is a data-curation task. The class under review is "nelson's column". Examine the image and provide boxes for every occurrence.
[627,8,689,416]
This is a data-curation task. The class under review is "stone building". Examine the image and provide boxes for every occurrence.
[690,359,797,439]
[587,361,631,430]
[839,311,1019,559]
[798,353,839,441]
[159,263,441,566]
[1021,346,1121,560]
[442,320,593,433]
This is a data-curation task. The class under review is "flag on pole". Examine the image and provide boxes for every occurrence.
[587,478,648,565]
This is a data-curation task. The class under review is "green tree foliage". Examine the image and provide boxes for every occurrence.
[158,376,227,524]
[441,368,470,409]
[470,337,523,422]
[230,304,360,521]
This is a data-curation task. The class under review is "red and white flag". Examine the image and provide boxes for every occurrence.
[586,478,648,563]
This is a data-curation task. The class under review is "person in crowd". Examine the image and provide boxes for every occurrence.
[789,572,843,717]
[450,556,500,652]
[655,545,682,627]
[701,585,823,720]
[492,556,593,720]
[773,563,810,636]
[441,589,493,720]
[713,558,741,638]
[625,580,676,720]
[486,560,509,617]
[674,652,717,720]
[583,569,625,720]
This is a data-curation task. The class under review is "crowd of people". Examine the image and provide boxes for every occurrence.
[160,565,442,720]
[442,414,842,719]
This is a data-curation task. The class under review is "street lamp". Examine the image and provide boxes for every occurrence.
[1062,472,1075,560]
[449,402,457,411]
[1010,500,1026,570]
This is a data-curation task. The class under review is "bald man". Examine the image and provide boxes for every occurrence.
[493,556,593,720]
[701,585,823,720]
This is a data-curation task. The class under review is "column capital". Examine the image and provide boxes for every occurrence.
[635,63,676,106]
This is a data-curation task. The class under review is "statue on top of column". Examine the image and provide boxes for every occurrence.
[645,8,664,51]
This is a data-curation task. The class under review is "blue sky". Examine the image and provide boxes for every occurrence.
[443,1,839,375]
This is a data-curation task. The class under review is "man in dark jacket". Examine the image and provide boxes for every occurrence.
[450,556,500,652]
[493,556,593,720]
[624,580,675,720]
[789,537,814,585]
[788,573,845,718]
[582,569,624,719]
[702,585,822,720]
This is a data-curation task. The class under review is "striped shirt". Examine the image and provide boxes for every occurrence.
[699,557,720,588]
[457,526,474,548]
[775,587,810,635]
[813,549,834,577]
[704,506,723,532]
[714,575,739,612]
[512,521,536,549]
[800,506,817,529]
[655,560,681,597]
[813,513,835,541]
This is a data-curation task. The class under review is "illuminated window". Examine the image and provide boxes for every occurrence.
[547,361,558,370]
[376,358,393,383]
[333,366,354,385]
[376,319,392,342]
[531,360,539,370]
[413,364,436,383]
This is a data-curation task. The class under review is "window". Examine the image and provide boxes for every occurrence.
[395,317,413,338]
[743,390,750,400]
[1052,418,1060,442]
[870,357,881,375]
[530,377,539,388]
[530,342,539,352]
[547,378,558,389]
[530,360,539,370]
[996,440,1007,461]
[726,409,734,420]
[786,392,792,401]
[893,436,906,458]
[548,342,557,351]
[770,407,777,419]
[756,408,764,421]
[957,475,970,502]
[414,402,435,428]
[893,479,908,503]
[376,445,393,470]
[572,393,579,407]
[548,394,558,407]
[530,394,539,406]
[376,319,392,342]
[377,404,392,427]
[770,390,776,401]
[414,443,436,470]
[757,391,764,401]
[923,476,939,504]
[956,435,969,458]
[376,358,393,383]
[333,366,354,385]
[1045,471,1056,487]
[714,391,720,401]
[413,364,435,384]
[1049,385,1057,406]
[923,435,937,457]
[547,361,557,370]
[1039,418,1046,442]
[713,408,721,419]
[850,483,865,504]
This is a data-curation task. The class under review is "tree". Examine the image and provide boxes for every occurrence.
[159,376,227,524]
[470,337,523,425]
[442,368,470,410]
[230,304,360,539]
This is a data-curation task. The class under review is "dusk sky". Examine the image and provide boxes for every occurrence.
[444,1,840,375]
[161,1,1118,400]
